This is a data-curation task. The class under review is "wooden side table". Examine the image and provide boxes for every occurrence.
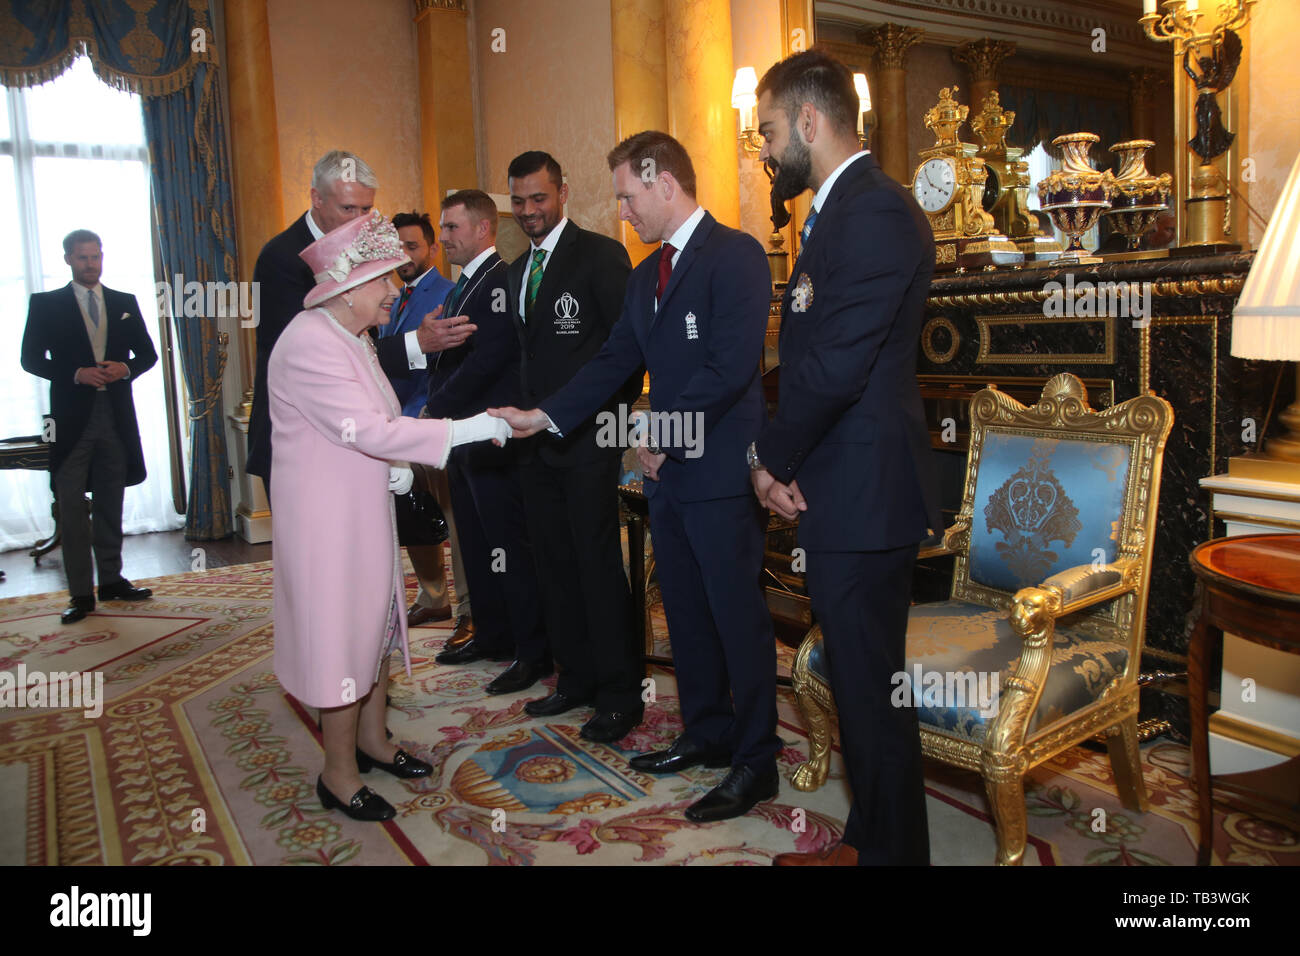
[1188,533,1300,865]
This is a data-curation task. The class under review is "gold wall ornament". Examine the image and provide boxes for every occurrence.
[1038,133,1115,264]
[914,87,1023,271]
[922,316,961,364]
[1139,0,1253,251]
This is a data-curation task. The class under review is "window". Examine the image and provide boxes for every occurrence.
[2,56,184,552]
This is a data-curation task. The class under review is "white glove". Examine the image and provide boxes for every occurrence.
[388,464,414,495]
[450,412,511,448]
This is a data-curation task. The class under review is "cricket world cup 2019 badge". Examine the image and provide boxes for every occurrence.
[554,291,580,334]
[790,274,814,313]
[684,311,699,340]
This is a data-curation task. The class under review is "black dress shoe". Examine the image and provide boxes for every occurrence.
[684,765,780,823]
[435,637,512,665]
[629,736,731,774]
[579,709,643,743]
[61,596,95,625]
[316,776,396,821]
[355,747,432,778]
[485,658,553,695]
[443,616,475,651]
[524,690,593,717]
[98,579,152,602]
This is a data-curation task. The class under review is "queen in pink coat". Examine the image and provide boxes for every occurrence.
[270,211,508,822]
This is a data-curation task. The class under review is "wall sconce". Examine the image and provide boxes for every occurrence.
[733,66,762,154]
[734,67,873,154]
[854,72,872,149]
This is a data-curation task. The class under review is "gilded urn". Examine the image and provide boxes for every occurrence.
[1037,132,1114,262]
[1104,139,1173,252]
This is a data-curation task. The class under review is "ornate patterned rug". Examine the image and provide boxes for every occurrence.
[1,560,1294,865]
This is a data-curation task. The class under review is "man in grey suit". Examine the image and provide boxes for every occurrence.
[21,229,159,624]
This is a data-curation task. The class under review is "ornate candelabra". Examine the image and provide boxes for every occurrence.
[1140,0,1255,249]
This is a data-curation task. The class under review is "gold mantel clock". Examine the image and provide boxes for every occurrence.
[970,91,1061,262]
[911,87,1023,271]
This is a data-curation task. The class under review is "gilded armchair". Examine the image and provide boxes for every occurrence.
[789,373,1174,865]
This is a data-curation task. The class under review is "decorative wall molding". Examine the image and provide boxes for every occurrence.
[818,0,1165,68]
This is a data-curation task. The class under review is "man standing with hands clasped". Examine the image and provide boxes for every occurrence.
[21,229,158,624]
[750,51,941,866]
[493,131,780,823]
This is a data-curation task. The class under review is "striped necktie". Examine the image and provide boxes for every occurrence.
[800,206,819,245]
[525,248,546,319]
[395,284,413,316]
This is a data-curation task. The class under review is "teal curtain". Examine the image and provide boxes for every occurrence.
[999,84,1129,172]
[1,0,235,539]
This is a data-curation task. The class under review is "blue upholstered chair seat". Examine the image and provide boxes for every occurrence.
[805,598,1129,745]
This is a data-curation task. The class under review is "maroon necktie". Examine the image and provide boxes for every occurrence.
[396,284,413,316]
[656,242,676,301]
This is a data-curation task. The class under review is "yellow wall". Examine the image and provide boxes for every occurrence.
[731,0,784,245]
[266,0,425,226]
[1246,0,1300,247]
[473,0,620,239]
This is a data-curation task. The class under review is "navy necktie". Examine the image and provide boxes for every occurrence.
[800,206,819,245]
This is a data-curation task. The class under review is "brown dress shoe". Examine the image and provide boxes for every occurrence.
[773,842,859,866]
[443,615,474,651]
[407,603,452,627]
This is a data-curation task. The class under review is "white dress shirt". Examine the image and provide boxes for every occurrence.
[809,150,869,222]
[517,217,569,321]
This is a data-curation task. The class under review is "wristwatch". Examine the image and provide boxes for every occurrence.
[747,441,765,472]
[646,434,662,455]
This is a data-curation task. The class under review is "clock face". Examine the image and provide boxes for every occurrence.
[913,158,957,213]
[981,164,1000,211]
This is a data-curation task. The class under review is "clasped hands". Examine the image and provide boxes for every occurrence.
[75,361,129,387]
[415,306,476,353]
[751,467,807,521]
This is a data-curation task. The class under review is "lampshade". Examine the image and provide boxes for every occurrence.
[731,67,758,111]
[854,72,871,114]
[1232,150,1300,360]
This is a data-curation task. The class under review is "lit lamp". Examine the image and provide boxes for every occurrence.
[853,72,872,149]
[733,67,761,154]
[1229,150,1300,481]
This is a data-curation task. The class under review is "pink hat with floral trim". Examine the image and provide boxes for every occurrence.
[300,210,409,309]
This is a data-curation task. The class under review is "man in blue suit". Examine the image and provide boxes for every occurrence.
[493,131,780,823]
[751,51,942,866]
[371,210,472,640]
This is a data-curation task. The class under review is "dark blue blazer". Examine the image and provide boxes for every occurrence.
[377,267,455,418]
[542,211,769,503]
[423,252,521,421]
[20,283,157,486]
[757,152,942,551]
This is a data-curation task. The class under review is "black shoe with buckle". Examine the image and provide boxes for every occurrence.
[316,776,396,821]
[355,747,432,779]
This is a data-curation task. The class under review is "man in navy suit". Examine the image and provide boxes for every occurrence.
[493,132,779,823]
[426,190,546,694]
[501,150,644,737]
[21,229,158,623]
[371,210,474,644]
[751,51,941,866]
[248,150,376,496]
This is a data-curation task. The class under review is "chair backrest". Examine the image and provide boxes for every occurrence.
[949,374,1173,640]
